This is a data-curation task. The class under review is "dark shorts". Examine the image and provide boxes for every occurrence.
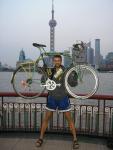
[45,95,72,112]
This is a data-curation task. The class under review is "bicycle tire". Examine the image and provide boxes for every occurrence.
[11,65,47,99]
[65,65,99,99]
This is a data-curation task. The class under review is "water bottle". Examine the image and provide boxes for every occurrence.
[54,68,63,79]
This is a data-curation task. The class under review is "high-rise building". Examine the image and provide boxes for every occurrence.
[95,39,100,69]
[100,54,104,65]
[43,56,50,67]
[16,49,26,67]
[63,50,72,68]
[87,42,94,66]
[16,49,33,68]
[0,61,2,70]
[19,49,25,61]
[105,52,113,65]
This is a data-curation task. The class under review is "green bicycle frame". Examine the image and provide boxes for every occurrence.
[11,47,67,83]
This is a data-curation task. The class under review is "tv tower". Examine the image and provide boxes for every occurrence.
[49,0,57,52]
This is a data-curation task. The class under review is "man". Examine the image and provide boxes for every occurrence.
[36,55,79,149]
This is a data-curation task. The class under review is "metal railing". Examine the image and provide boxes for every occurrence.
[0,92,113,138]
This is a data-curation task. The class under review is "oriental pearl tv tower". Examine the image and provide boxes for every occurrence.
[49,0,57,52]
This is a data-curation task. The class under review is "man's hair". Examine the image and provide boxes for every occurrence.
[53,54,62,61]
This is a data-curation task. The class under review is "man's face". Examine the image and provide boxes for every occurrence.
[53,57,62,68]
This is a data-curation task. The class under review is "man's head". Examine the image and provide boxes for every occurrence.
[53,55,62,68]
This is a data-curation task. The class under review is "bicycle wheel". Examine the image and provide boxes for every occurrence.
[12,63,47,99]
[65,65,99,99]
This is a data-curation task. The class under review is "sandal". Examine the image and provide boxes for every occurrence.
[73,140,79,149]
[35,138,43,147]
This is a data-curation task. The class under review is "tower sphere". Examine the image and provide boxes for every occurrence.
[49,19,57,27]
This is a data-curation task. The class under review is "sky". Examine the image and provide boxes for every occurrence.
[0,0,113,67]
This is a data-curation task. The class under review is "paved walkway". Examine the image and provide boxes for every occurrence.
[0,133,110,150]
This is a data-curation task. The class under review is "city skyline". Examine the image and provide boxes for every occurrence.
[0,43,113,70]
[0,0,113,67]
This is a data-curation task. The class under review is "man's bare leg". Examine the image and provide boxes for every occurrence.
[36,110,53,146]
[64,111,77,141]
[39,110,53,139]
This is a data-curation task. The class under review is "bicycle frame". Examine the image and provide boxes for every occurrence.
[11,44,85,84]
[11,46,62,83]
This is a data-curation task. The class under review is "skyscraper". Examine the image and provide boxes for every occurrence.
[19,49,25,61]
[16,49,26,68]
[105,52,113,65]
[0,61,2,70]
[95,39,100,69]
[87,42,94,66]
[16,49,33,68]
[64,50,72,68]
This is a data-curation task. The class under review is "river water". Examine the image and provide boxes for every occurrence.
[0,72,113,104]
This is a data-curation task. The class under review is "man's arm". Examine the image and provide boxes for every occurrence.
[41,68,54,84]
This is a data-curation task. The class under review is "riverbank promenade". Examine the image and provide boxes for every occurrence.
[0,92,113,150]
[0,133,110,150]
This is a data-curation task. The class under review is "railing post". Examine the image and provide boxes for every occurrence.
[103,100,106,136]
[1,96,4,129]
[95,100,100,135]
[112,112,113,136]
[34,104,37,131]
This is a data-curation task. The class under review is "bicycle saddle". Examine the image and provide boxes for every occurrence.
[33,43,46,48]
